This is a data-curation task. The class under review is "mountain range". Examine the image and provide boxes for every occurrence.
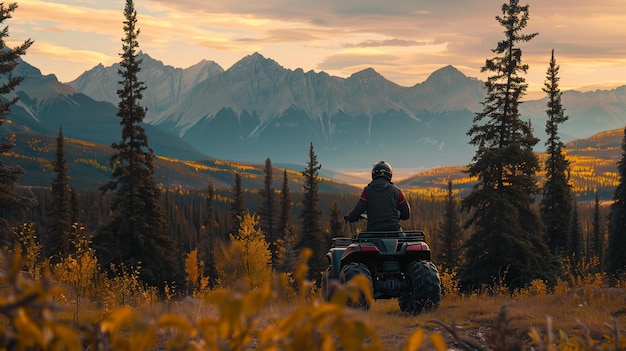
[3,52,626,174]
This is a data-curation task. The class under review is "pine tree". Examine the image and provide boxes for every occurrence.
[278,169,292,238]
[94,0,179,288]
[0,2,34,242]
[329,200,345,237]
[230,173,245,236]
[204,183,217,238]
[276,169,296,272]
[606,126,626,274]
[591,191,603,268]
[458,0,556,291]
[567,200,583,262]
[258,158,278,267]
[539,49,572,257]
[46,128,73,262]
[297,142,326,283]
[436,179,464,271]
[70,187,79,225]
[201,182,219,284]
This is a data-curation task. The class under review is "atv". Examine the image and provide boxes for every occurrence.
[322,221,441,314]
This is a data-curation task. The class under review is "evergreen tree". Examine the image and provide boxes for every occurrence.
[201,182,219,284]
[0,3,34,243]
[459,0,556,291]
[278,170,292,238]
[230,173,245,236]
[46,128,73,262]
[70,187,79,225]
[94,0,179,288]
[297,142,326,283]
[329,200,345,237]
[258,158,278,267]
[436,179,464,271]
[567,200,583,262]
[539,49,572,257]
[606,126,626,274]
[203,183,217,239]
[276,169,296,272]
[591,191,603,268]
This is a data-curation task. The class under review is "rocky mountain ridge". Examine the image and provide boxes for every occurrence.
[4,52,626,171]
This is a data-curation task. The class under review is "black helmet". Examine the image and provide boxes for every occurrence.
[371,161,392,181]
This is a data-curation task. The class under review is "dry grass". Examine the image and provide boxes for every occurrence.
[150,285,624,350]
[362,288,625,350]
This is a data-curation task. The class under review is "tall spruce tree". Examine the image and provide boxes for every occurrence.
[539,49,572,257]
[297,142,326,283]
[567,200,583,262]
[276,169,296,272]
[436,179,464,271]
[278,170,292,238]
[46,128,73,262]
[201,182,219,285]
[230,173,245,236]
[95,0,179,288]
[258,158,278,267]
[606,127,626,274]
[203,183,217,239]
[591,191,603,268]
[329,200,345,237]
[0,3,34,243]
[459,0,556,291]
[70,187,79,225]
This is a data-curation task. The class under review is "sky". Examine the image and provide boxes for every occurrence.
[7,0,626,100]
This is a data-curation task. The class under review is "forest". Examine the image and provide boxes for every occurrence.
[1,0,626,349]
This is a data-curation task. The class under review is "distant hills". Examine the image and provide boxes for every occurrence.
[0,132,360,192]
[1,51,625,189]
[397,128,624,200]
[2,127,622,201]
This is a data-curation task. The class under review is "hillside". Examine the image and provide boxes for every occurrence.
[396,128,624,200]
[2,127,623,200]
[0,132,359,193]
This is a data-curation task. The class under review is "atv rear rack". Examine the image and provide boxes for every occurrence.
[331,230,426,248]
[356,230,425,241]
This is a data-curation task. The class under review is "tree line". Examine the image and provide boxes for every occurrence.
[1,0,625,296]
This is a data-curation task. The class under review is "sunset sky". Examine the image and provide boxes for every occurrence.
[8,0,626,99]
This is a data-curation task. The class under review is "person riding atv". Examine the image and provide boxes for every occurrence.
[344,161,410,231]
[326,161,441,314]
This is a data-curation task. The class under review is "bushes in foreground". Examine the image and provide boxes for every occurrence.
[1,222,625,350]
[2,246,626,350]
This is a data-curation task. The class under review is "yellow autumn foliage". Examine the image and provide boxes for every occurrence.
[1,223,625,350]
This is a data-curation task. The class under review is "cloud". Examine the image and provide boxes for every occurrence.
[17,0,120,36]
[344,39,431,48]
[318,53,401,71]
[237,28,321,44]
[10,0,626,88]
[27,41,113,65]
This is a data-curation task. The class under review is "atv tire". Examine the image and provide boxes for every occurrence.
[398,260,441,314]
[339,262,373,309]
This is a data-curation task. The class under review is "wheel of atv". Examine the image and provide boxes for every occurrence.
[398,260,441,315]
[339,262,373,309]
[322,265,336,302]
